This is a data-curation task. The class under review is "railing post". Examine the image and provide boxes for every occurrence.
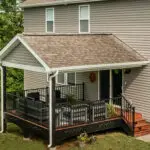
[132,107,135,136]
[82,82,85,101]
[1,66,7,133]
[121,97,123,117]
[46,87,49,104]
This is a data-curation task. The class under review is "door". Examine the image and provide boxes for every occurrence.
[100,70,110,100]
[112,69,122,105]
[112,69,122,98]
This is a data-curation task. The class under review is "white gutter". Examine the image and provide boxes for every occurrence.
[49,61,150,73]
[47,70,59,148]
[0,66,4,133]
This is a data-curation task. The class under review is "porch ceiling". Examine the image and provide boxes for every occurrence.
[0,33,149,73]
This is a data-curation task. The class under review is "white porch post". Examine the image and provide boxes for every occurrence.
[48,71,58,148]
[109,70,113,104]
[0,66,6,133]
[98,71,100,100]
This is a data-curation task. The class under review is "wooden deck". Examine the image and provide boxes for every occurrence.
[5,111,129,144]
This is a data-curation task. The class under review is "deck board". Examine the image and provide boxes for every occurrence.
[5,111,121,131]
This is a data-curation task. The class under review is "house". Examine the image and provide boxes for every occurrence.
[0,0,150,148]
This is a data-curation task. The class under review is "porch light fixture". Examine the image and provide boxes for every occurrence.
[124,69,131,74]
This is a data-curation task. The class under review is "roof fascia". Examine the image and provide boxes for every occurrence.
[49,61,150,73]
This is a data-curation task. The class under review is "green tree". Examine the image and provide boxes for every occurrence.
[0,0,24,92]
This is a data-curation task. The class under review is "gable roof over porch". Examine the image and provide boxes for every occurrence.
[0,34,149,73]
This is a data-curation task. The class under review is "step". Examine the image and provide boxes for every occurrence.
[135,122,150,128]
[135,118,146,124]
[135,123,150,132]
[134,130,150,137]
[135,113,143,120]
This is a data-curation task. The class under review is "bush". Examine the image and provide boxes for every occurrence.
[107,103,117,118]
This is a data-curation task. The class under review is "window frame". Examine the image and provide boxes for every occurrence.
[56,73,76,85]
[45,8,55,33]
[79,5,90,33]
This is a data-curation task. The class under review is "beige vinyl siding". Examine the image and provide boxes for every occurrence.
[24,7,45,33]
[124,65,150,121]
[76,71,98,101]
[3,43,42,67]
[55,5,78,33]
[24,70,48,90]
[24,5,78,33]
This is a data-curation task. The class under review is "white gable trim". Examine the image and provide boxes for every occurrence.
[2,61,46,73]
[0,35,50,72]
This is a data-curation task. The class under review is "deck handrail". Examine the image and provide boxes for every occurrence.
[6,90,135,135]
[120,96,135,135]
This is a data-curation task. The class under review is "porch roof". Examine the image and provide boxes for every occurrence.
[0,34,149,73]
[21,0,106,8]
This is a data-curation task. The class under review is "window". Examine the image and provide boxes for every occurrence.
[56,73,76,85]
[57,73,65,85]
[46,8,54,32]
[79,5,90,33]
[68,73,76,85]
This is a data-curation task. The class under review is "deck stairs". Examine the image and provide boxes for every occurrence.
[134,112,150,137]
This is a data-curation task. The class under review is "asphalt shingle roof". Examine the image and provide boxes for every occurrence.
[21,0,105,8]
[19,34,146,69]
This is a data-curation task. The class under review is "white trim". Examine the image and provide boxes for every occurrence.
[122,69,124,95]
[17,36,50,72]
[0,36,19,57]
[109,70,113,103]
[2,61,46,72]
[79,5,90,34]
[45,8,55,33]
[0,66,4,133]
[0,35,50,72]
[64,73,68,85]
[48,76,53,148]
[98,71,100,100]
[56,72,66,85]
[50,61,150,72]
[56,72,76,85]
[75,72,77,85]
[47,71,58,148]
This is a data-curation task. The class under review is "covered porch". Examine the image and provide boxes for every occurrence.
[0,34,149,147]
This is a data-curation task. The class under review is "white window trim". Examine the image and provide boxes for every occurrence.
[45,8,55,33]
[56,73,76,85]
[79,5,90,34]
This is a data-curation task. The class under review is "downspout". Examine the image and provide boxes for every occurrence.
[0,66,4,133]
[47,70,59,148]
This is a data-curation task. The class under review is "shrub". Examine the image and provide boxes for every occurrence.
[107,103,117,118]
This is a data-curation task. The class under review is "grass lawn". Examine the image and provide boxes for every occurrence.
[0,123,150,150]
[66,133,150,150]
[0,123,46,150]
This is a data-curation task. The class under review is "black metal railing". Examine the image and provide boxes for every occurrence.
[6,89,135,133]
[55,97,124,128]
[121,96,135,133]
[55,100,107,128]
[23,83,85,103]
[6,92,49,126]
[55,83,85,102]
